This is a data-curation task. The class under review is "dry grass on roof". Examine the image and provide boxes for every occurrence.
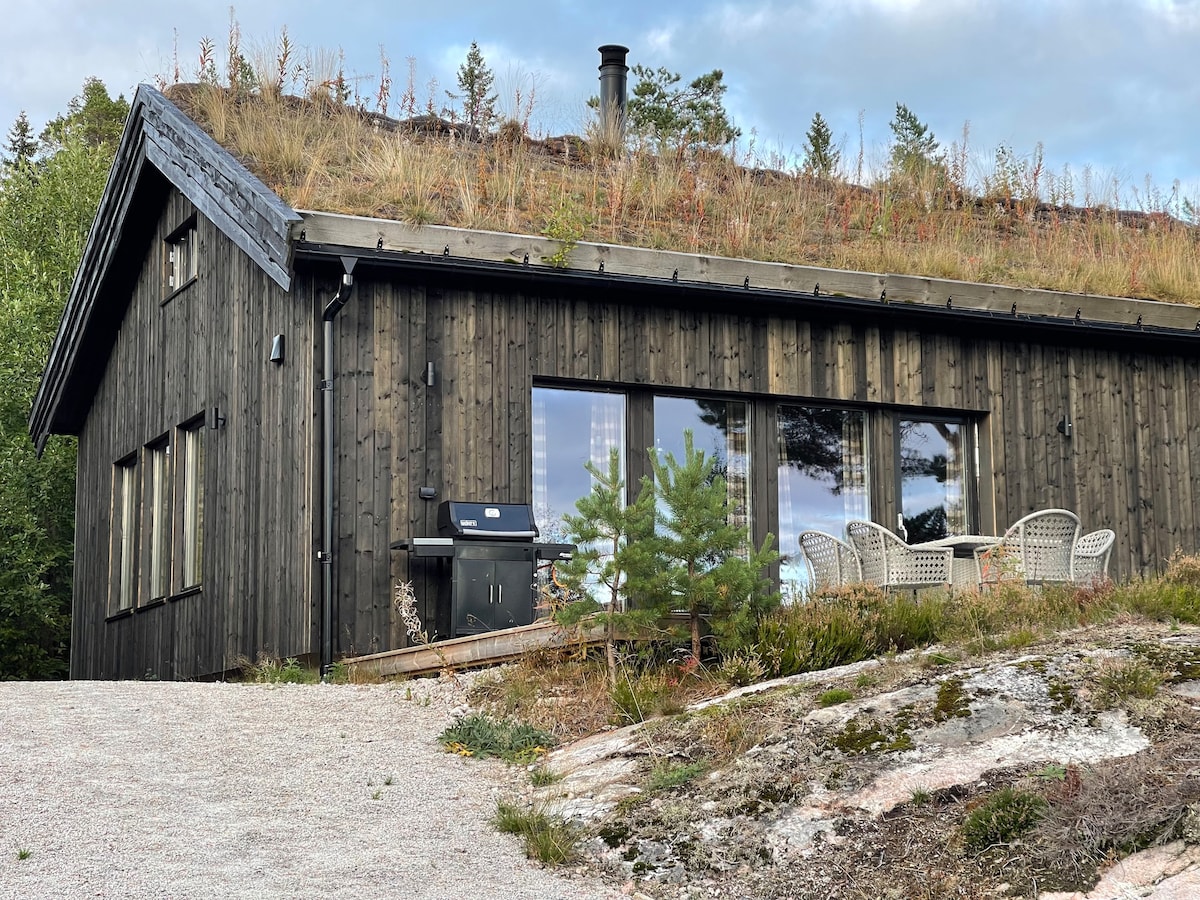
[165,82,1200,305]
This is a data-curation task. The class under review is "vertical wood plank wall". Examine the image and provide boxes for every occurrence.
[72,189,317,679]
[322,272,1200,660]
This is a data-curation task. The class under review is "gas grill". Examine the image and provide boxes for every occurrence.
[391,501,574,639]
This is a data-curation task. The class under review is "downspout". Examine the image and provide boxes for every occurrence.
[319,256,358,676]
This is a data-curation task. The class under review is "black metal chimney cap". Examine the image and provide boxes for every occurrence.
[598,44,629,70]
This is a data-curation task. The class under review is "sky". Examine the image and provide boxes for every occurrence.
[4,0,1200,208]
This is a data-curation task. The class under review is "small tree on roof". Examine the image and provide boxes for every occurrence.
[626,65,740,150]
[446,41,498,135]
[802,112,840,180]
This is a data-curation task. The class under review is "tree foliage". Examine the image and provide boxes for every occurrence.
[556,449,664,685]
[888,102,940,182]
[446,40,497,134]
[648,431,778,660]
[802,112,840,180]
[0,79,124,678]
[626,65,740,150]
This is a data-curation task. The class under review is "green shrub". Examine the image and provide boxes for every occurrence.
[962,786,1047,851]
[439,713,556,763]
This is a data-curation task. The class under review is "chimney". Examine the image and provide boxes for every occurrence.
[597,44,629,141]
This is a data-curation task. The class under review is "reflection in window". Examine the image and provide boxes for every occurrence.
[777,406,869,600]
[531,387,625,542]
[898,419,969,543]
[146,439,171,601]
[111,458,138,613]
[179,423,204,589]
[652,396,750,533]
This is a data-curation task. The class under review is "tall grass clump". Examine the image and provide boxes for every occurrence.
[493,799,579,864]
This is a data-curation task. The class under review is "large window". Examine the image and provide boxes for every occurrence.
[897,418,973,543]
[109,458,138,614]
[178,422,205,589]
[531,387,625,542]
[777,406,869,599]
[652,396,751,533]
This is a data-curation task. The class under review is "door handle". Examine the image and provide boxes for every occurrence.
[497,585,503,604]
[488,585,494,605]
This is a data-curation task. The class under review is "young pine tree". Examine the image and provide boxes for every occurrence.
[557,449,662,686]
[649,431,778,661]
[802,112,840,180]
[888,102,939,182]
[446,40,498,134]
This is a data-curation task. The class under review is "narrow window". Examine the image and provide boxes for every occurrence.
[145,439,172,601]
[165,218,198,295]
[178,422,205,589]
[110,457,138,614]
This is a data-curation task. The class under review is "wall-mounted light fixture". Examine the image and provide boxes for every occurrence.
[419,486,437,500]
[1056,416,1073,439]
[424,361,436,388]
[207,406,226,430]
[270,334,285,364]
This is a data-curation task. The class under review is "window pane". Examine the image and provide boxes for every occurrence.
[777,406,869,599]
[181,426,204,588]
[148,443,171,599]
[111,461,137,613]
[898,419,969,543]
[652,396,751,533]
[531,387,625,542]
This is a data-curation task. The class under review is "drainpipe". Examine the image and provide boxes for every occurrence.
[319,256,358,676]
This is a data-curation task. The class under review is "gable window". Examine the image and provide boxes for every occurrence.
[109,457,138,614]
[164,217,198,295]
[144,437,172,602]
[177,420,205,590]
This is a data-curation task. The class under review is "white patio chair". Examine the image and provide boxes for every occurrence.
[798,531,862,594]
[1072,529,1115,586]
[845,520,952,590]
[975,508,1081,585]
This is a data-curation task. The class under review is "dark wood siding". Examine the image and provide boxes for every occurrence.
[316,269,1200,660]
[72,189,318,679]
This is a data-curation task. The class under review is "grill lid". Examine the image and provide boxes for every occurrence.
[436,501,539,540]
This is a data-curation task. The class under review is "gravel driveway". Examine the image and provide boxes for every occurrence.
[0,679,619,900]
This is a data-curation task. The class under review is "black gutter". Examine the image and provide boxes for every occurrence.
[294,242,1200,352]
[319,256,358,677]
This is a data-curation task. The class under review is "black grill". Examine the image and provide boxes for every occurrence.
[392,501,573,638]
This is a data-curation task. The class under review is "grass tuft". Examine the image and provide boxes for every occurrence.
[493,799,579,864]
[962,786,1048,851]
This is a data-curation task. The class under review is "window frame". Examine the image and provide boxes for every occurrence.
[163,215,198,300]
[174,417,205,594]
[107,454,139,617]
[142,435,172,605]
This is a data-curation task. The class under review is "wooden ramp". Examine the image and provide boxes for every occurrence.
[342,618,609,679]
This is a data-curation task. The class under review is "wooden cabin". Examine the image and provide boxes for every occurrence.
[30,85,1200,679]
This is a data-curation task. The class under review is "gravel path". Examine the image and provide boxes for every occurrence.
[0,679,620,900]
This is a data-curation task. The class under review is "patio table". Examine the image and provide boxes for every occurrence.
[909,535,1002,586]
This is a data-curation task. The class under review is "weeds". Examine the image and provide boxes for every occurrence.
[1092,657,1165,706]
[493,799,578,864]
[817,687,854,707]
[646,760,708,792]
[16,848,31,860]
[961,786,1048,851]
[438,713,555,764]
[240,655,319,684]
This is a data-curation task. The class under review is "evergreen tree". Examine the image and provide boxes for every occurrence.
[557,449,663,686]
[0,79,121,678]
[802,112,840,179]
[4,112,37,170]
[648,431,778,660]
[888,102,940,181]
[40,77,129,152]
[626,65,740,150]
[446,41,497,134]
